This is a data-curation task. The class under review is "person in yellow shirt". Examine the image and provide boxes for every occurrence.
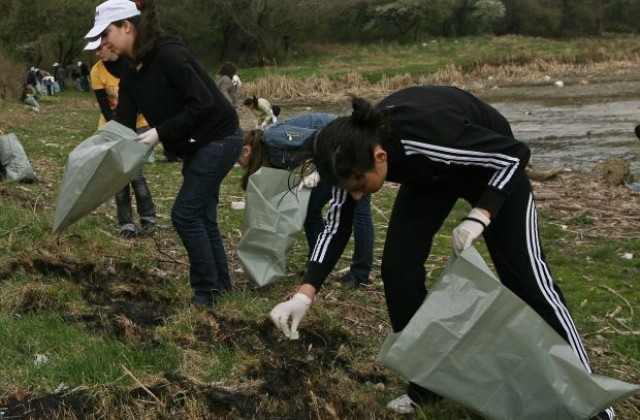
[88,39,156,238]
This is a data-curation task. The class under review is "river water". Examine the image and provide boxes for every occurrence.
[275,77,640,173]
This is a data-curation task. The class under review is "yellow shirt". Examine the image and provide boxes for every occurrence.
[90,60,147,129]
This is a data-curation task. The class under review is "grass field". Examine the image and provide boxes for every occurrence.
[0,36,639,419]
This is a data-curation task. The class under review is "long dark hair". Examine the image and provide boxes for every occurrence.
[304,96,386,187]
[112,0,165,66]
[240,129,266,190]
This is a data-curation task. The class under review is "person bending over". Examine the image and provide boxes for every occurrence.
[269,85,614,420]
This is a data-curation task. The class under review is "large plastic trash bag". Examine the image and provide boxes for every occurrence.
[377,246,640,419]
[236,167,310,287]
[52,121,151,233]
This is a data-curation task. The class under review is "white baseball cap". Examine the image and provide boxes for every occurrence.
[84,0,140,40]
[84,39,102,51]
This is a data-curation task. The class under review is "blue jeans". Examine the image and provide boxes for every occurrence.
[304,184,374,282]
[116,126,157,230]
[269,113,336,131]
[171,129,243,299]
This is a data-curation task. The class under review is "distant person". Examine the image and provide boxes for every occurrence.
[20,83,39,113]
[238,113,374,288]
[243,95,280,129]
[88,38,157,238]
[77,61,91,91]
[53,63,66,92]
[85,0,242,307]
[215,62,237,105]
[41,71,57,96]
[268,85,614,420]
[34,69,47,95]
[24,66,37,89]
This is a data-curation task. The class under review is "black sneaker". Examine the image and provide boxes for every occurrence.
[140,220,156,236]
[190,290,223,308]
[635,124,640,140]
[119,228,136,238]
[339,272,371,289]
[190,294,213,307]
[589,410,612,420]
[407,382,443,405]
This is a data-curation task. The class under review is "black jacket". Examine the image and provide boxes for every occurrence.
[305,85,531,290]
[116,36,239,157]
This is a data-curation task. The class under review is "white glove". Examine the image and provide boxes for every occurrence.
[270,293,312,340]
[138,128,160,148]
[452,208,491,255]
[297,171,320,191]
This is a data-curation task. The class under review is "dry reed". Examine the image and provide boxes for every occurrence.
[239,54,640,102]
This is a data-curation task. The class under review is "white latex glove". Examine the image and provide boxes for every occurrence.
[297,171,320,191]
[138,128,160,148]
[270,293,312,340]
[452,208,491,255]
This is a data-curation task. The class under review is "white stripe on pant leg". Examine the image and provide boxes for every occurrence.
[529,195,617,420]
[524,194,592,370]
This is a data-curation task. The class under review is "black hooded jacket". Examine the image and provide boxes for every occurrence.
[116,35,239,157]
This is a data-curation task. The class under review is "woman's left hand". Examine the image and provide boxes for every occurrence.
[452,208,491,255]
[138,128,160,148]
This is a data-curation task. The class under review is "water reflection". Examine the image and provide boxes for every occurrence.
[494,100,640,172]
[280,89,640,173]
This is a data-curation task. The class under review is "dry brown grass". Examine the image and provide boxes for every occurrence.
[240,56,640,103]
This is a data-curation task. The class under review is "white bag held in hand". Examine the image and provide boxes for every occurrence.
[236,167,311,287]
[377,247,640,420]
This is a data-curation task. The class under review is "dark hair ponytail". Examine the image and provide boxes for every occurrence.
[130,0,165,65]
[302,95,385,187]
[351,96,385,129]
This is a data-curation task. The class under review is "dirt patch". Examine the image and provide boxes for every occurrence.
[530,160,640,238]
[0,252,401,419]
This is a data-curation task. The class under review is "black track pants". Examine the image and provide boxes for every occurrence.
[381,175,593,372]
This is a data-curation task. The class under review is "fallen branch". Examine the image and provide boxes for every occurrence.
[599,285,634,320]
[121,364,163,406]
[0,224,28,237]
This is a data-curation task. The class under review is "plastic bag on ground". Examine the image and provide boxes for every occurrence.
[0,133,38,183]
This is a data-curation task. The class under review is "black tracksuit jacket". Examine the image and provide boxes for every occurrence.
[303,86,594,378]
